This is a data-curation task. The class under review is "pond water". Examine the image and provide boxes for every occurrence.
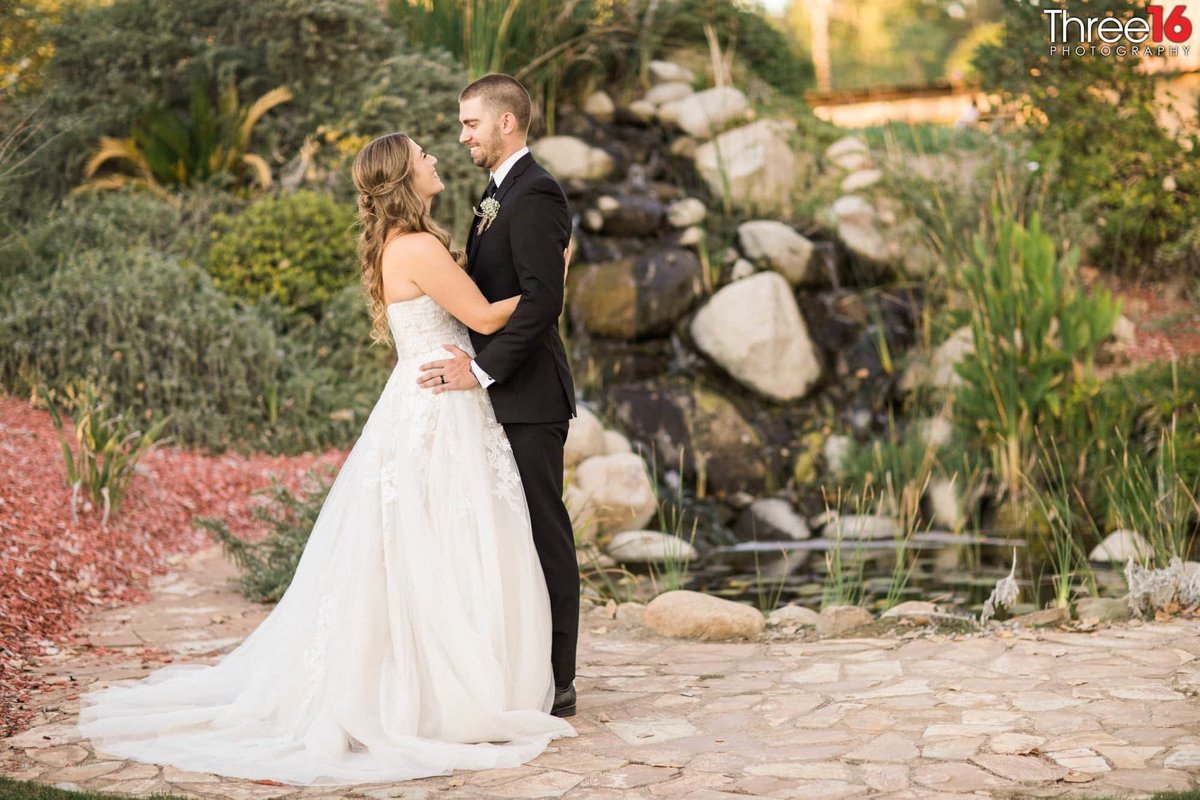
[621,532,1131,616]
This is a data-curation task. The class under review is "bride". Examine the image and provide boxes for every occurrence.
[77,132,577,785]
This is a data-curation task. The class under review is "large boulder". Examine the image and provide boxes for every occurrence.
[730,258,756,281]
[817,604,874,636]
[817,513,902,540]
[881,601,942,624]
[645,81,694,107]
[1089,530,1151,563]
[628,99,656,123]
[593,194,666,237]
[825,136,872,171]
[571,453,658,535]
[648,60,696,85]
[737,220,816,286]
[841,169,882,192]
[606,530,699,564]
[603,429,633,455]
[690,271,822,401]
[564,405,607,468]
[831,195,891,265]
[694,120,800,215]
[564,484,597,543]
[899,326,974,393]
[643,590,765,640]
[767,605,821,629]
[529,136,614,181]
[583,91,615,122]
[667,197,707,228]
[607,381,769,499]
[1074,596,1133,622]
[568,248,704,339]
[690,388,769,496]
[660,87,748,138]
[736,498,811,542]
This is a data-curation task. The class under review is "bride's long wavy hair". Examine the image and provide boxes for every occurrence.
[351,132,466,345]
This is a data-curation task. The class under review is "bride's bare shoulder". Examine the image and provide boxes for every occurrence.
[383,231,443,259]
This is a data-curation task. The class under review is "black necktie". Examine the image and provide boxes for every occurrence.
[483,178,497,202]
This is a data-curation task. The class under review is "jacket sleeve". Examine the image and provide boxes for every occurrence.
[472,176,570,384]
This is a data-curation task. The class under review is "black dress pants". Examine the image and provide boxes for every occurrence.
[502,420,579,689]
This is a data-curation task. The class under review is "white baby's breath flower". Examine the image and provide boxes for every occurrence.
[474,197,501,235]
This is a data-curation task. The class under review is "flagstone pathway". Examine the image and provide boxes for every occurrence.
[3,546,1200,799]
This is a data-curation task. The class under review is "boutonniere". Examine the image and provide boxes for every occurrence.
[474,197,500,235]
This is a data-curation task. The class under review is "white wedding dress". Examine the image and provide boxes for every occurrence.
[78,294,576,785]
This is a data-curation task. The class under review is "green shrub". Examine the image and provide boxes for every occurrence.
[8,0,395,223]
[1154,221,1200,278]
[973,0,1200,277]
[0,187,242,285]
[1,247,399,453]
[1104,422,1198,568]
[197,472,334,602]
[1053,358,1200,520]
[266,283,394,453]
[0,247,281,451]
[654,0,814,97]
[883,136,1093,278]
[1093,358,1200,500]
[206,190,356,318]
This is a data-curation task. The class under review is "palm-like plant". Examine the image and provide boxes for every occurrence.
[77,78,292,198]
[39,383,169,527]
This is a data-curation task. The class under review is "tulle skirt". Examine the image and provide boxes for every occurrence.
[78,350,576,785]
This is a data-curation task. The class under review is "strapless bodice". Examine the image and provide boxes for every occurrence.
[385,295,475,361]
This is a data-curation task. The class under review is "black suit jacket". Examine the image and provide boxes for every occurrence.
[467,153,576,424]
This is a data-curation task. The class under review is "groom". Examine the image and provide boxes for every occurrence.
[417,73,579,717]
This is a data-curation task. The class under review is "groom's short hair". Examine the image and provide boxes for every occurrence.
[460,74,532,136]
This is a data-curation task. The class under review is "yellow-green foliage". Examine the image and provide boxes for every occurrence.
[206,190,357,317]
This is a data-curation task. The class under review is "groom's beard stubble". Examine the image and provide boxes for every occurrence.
[476,128,505,171]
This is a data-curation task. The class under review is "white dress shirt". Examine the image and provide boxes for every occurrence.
[469,147,530,389]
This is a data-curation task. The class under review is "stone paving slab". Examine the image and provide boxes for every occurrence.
[3,546,1200,799]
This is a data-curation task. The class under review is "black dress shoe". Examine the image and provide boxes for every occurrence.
[551,683,576,717]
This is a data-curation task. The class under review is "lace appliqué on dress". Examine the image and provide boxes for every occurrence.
[302,596,334,683]
[379,461,399,527]
[481,414,523,515]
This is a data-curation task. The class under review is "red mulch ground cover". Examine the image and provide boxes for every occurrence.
[0,394,346,737]
[1091,270,1200,364]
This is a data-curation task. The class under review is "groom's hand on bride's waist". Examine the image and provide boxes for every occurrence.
[418,345,481,394]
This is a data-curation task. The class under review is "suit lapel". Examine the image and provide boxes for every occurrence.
[468,153,536,263]
[493,152,533,207]
[465,182,491,264]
